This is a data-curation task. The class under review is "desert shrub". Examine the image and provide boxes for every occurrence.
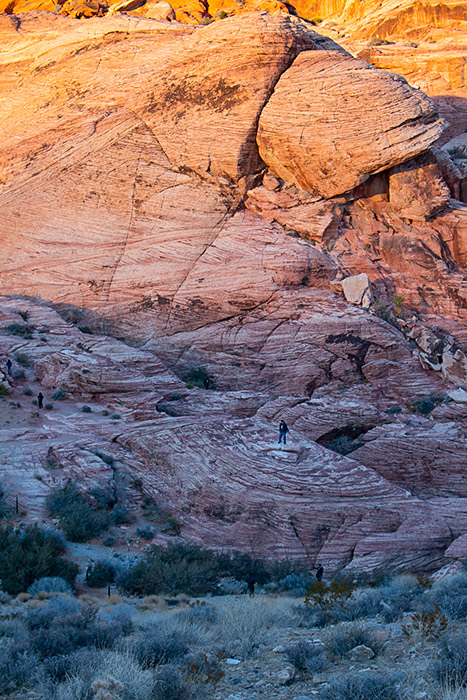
[0,382,10,397]
[47,481,110,542]
[111,504,131,525]
[447,146,467,160]
[402,606,449,641]
[178,601,217,626]
[430,572,467,619]
[39,648,100,684]
[324,621,384,658]
[23,386,33,396]
[111,413,121,420]
[408,393,446,415]
[152,664,197,700]
[86,561,116,588]
[322,671,402,700]
[136,527,155,540]
[45,403,54,410]
[27,599,132,659]
[28,577,73,596]
[305,577,356,621]
[81,405,92,413]
[118,543,270,596]
[387,405,402,414]
[0,524,78,594]
[6,323,33,336]
[339,574,424,623]
[278,573,312,596]
[285,640,326,672]
[182,367,211,389]
[13,369,26,380]
[367,37,394,46]
[118,542,220,596]
[52,389,66,400]
[14,353,30,367]
[0,640,38,694]
[434,633,467,687]
[130,631,189,667]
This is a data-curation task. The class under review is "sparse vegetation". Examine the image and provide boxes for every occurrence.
[0,524,78,594]
[47,481,111,542]
[182,367,213,389]
[52,388,66,400]
[6,322,34,337]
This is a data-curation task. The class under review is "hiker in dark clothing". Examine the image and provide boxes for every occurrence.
[278,420,289,445]
[315,564,324,581]
[203,376,210,389]
[37,392,44,409]
[6,359,12,376]
[246,572,256,597]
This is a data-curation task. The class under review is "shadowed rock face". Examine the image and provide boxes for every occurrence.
[1,13,467,573]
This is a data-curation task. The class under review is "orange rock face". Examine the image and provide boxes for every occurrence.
[257,51,446,197]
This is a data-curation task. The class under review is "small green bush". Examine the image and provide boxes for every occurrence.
[52,389,66,400]
[81,405,92,413]
[0,383,10,397]
[85,561,115,587]
[0,524,78,594]
[131,632,189,667]
[23,387,33,396]
[182,367,213,389]
[44,403,54,411]
[47,481,111,542]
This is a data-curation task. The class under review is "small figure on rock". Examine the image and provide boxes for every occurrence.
[37,392,44,409]
[246,572,256,597]
[278,420,289,445]
[315,563,324,581]
[203,376,210,390]
[6,359,12,376]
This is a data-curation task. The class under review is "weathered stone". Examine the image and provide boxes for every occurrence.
[257,51,446,197]
[389,151,451,221]
[349,644,376,660]
[340,273,372,308]
[277,666,296,685]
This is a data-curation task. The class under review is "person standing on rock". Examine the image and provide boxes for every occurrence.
[6,359,12,376]
[246,572,256,597]
[315,563,324,582]
[278,420,289,445]
[37,392,44,409]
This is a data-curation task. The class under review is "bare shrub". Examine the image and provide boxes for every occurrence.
[285,640,327,672]
[324,621,384,659]
[322,670,402,700]
[153,664,197,700]
[434,633,467,688]
[130,631,189,668]
[430,573,467,620]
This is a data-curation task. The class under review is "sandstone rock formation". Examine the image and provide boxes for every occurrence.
[257,51,446,197]
[0,12,467,574]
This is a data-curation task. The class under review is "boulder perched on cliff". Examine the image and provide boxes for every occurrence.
[257,51,446,197]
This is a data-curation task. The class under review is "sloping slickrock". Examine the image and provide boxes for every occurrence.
[257,51,446,198]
